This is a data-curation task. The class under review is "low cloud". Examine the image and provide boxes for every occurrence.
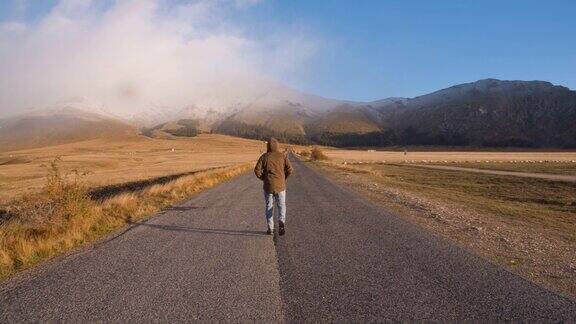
[0,0,319,119]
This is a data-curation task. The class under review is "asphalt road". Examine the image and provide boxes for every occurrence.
[1,158,575,322]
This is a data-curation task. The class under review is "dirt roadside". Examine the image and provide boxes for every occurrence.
[312,162,576,300]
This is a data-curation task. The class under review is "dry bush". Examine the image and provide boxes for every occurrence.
[299,150,311,157]
[0,158,97,278]
[310,147,329,161]
[0,158,251,280]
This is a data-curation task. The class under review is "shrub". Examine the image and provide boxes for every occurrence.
[0,158,97,278]
[310,147,329,161]
[299,150,311,157]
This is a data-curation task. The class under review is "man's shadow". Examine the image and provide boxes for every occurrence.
[163,205,207,212]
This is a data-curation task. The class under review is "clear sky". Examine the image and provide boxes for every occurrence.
[1,0,575,102]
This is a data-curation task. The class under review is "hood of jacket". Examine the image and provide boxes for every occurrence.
[267,138,280,153]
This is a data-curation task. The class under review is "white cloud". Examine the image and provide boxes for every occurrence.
[234,0,263,8]
[0,0,320,119]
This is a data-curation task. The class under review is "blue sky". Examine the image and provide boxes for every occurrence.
[1,0,575,102]
[236,0,576,100]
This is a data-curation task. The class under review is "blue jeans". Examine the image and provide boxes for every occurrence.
[264,191,286,229]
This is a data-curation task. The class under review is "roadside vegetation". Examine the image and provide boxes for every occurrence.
[314,160,576,298]
[310,147,329,161]
[0,159,250,281]
[298,150,310,158]
[358,164,576,232]
[295,147,329,161]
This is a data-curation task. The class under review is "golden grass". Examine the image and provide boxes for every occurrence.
[432,161,576,176]
[325,149,576,164]
[0,159,251,281]
[0,134,267,203]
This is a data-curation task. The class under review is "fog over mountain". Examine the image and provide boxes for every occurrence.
[216,79,576,148]
[0,0,320,120]
[2,77,575,149]
[2,2,575,149]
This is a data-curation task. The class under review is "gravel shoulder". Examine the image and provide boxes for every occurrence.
[313,161,576,300]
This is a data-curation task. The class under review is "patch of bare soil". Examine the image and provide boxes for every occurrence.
[314,163,576,300]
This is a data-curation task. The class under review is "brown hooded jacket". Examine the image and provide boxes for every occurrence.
[254,138,293,193]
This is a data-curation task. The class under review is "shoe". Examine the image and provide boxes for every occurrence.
[279,221,285,236]
[267,227,273,235]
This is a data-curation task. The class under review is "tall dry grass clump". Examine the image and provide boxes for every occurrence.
[310,147,329,161]
[298,150,311,158]
[0,159,250,280]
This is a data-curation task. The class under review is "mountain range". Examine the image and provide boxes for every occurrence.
[1,79,575,150]
[216,79,576,148]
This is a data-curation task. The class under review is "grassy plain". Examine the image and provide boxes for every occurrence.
[0,134,267,203]
[335,163,576,238]
[324,148,576,164]
[429,161,576,176]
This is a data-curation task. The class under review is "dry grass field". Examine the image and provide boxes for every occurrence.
[311,150,576,299]
[324,148,576,164]
[429,161,576,176]
[0,134,267,203]
[0,133,284,280]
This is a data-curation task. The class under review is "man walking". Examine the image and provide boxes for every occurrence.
[254,138,293,236]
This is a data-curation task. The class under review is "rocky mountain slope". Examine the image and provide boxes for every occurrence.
[366,79,576,147]
[216,79,576,148]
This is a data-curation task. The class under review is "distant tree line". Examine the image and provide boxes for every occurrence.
[310,129,573,148]
[169,119,199,137]
[141,119,199,138]
[215,121,576,148]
